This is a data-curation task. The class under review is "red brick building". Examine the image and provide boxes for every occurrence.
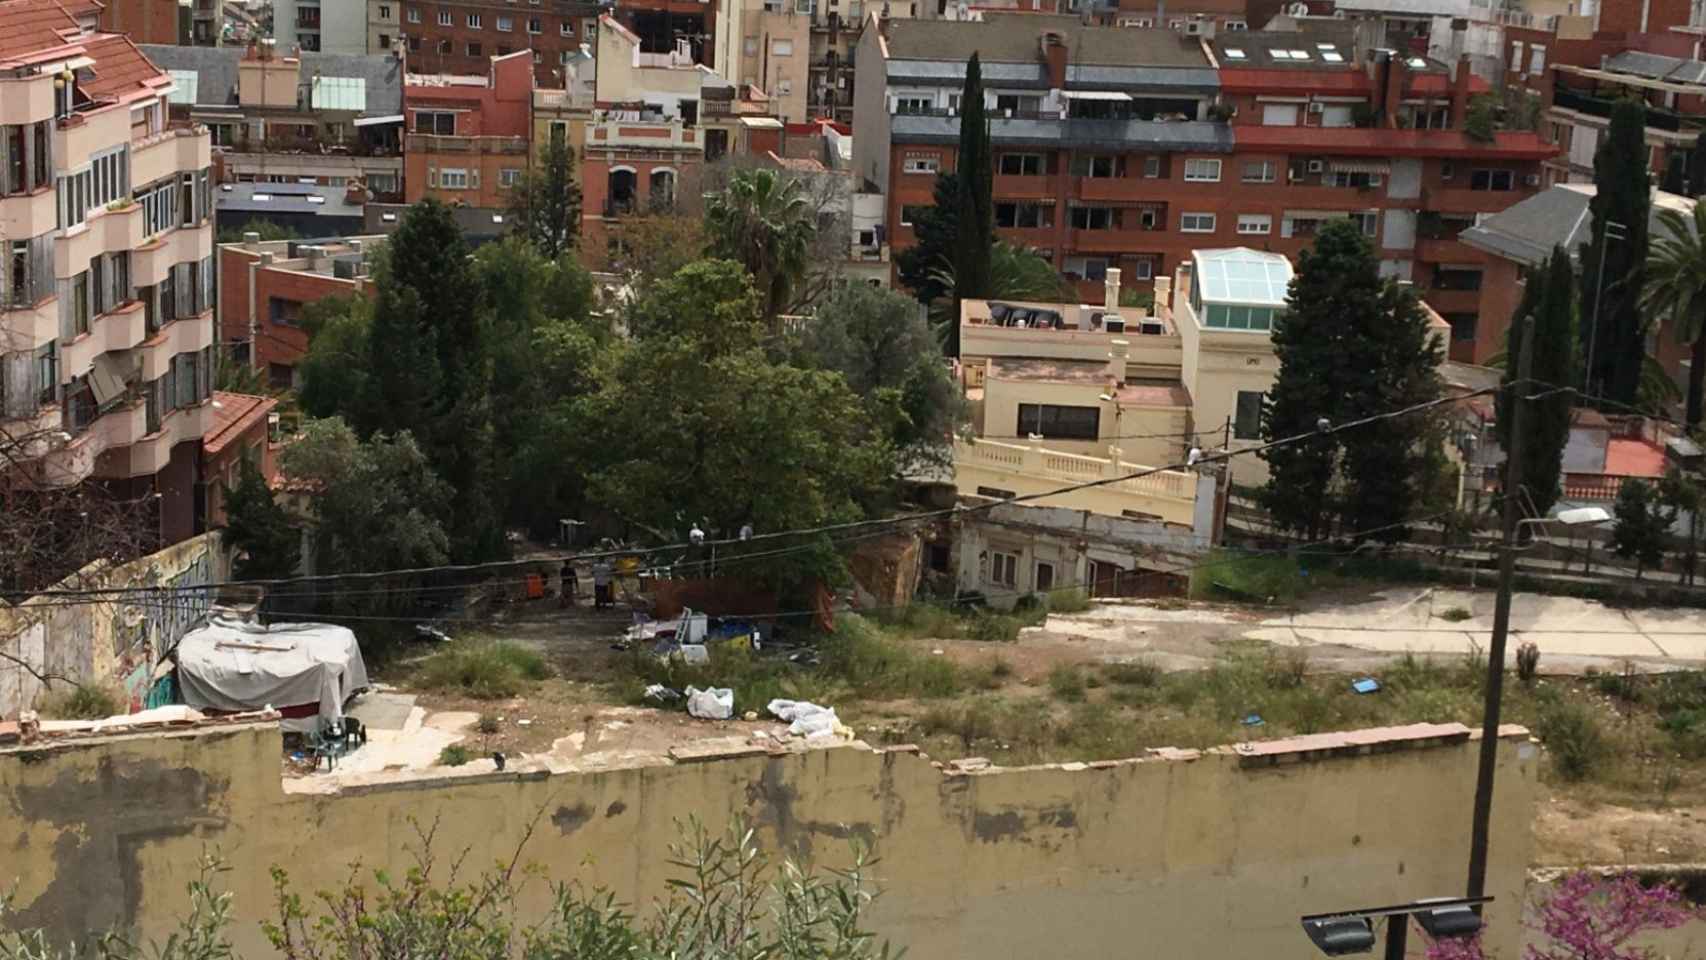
[218,237,380,388]
[382,0,604,86]
[97,0,182,44]
[404,50,533,210]
[854,15,1555,354]
[202,391,280,526]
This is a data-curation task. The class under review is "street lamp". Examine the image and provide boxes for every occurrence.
[1301,896,1492,959]
[1584,218,1628,400]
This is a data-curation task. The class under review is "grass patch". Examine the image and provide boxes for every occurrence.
[1439,606,1473,622]
[966,657,1011,691]
[1105,659,1162,687]
[437,744,472,767]
[1047,665,1087,702]
[1046,588,1092,614]
[1535,697,1610,782]
[414,641,549,700]
[882,602,1045,643]
[38,684,121,720]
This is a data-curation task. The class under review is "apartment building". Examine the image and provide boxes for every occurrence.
[378,0,603,86]
[217,235,381,388]
[141,40,405,196]
[404,49,532,210]
[738,1,812,122]
[856,14,1556,354]
[0,1,218,544]
[273,0,369,54]
[98,0,185,45]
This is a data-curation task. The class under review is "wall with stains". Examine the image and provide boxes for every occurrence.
[0,534,228,716]
[0,722,1539,959]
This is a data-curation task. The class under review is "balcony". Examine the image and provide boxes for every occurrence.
[135,311,214,381]
[405,133,530,156]
[120,401,215,478]
[993,174,1056,200]
[52,108,130,173]
[60,301,148,376]
[0,77,53,127]
[1066,227,1172,256]
[42,398,149,485]
[952,437,1201,526]
[133,226,214,290]
[997,225,1058,250]
[1418,286,1484,315]
[1,298,58,351]
[130,125,212,189]
[56,203,145,274]
[586,120,700,151]
[1415,236,1489,265]
[0,186,57,240]
[961,320,1180,368]
[1552,87,1700,135]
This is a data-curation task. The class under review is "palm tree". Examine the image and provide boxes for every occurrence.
[1640,202,1706,426]
[704,168,817,325]
[927,241,1076,342]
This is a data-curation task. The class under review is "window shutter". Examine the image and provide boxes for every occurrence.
[428,167,438,187]
[2,352,38,419]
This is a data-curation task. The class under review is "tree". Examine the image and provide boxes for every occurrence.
[800,281,964,472]
[1526,870,1696,960]
[704,167,817,325]
[294,292,373,421]
[1611,478,1668,578]
[1640,202,1706,426]
[508,134,583,260]
[926,241,1074,344]
[216,218,298,244]
[1496,246,1577,518]
[1688,129,1706,198]
[220,454,299,581]
[894,172,960,306]
[949,53,994,357]
[1658,464,1703,586]
[1463,93,1497,142]
[601,213,706,296]
[1581,98,1652,406]
[1262,219,1442,541]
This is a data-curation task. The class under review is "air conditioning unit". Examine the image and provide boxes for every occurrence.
[1307,159,1325,173]
[1184,19,1203,34]
[1307,101,1325,114]
[1140,320,1165,335]
[1104,317,1127,333]
[1525,173,1541,186]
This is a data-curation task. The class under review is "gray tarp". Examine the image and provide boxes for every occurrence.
[177,618,369,733]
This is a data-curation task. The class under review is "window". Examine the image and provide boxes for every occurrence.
[406,6,419,21]
[1233,391,1263,440]
[1242,160,1276,183]
[90,252,130,316]
[994,93,1041,115]
[1070,206,1114,230]
[560,20,572,35]
[378,33,391,48]
[1509,40,1521,71]
[1470,169,1514,191]
[268,296,302,326]
[995,202,1052,228]
[1261,103,1300,126]
[559,49,574,63]
[527,16,542,32]
[36,342,56,407]
[1065,256,1110,281]
[1143,156,1161,178]
[743,37,758,56]
[1183,158,1222,182]
[500,167,521,186]
[415,110,456,134]
[1180,212,1215,233]
[1351,211,1377,237]
[899,205,930,225]
[1432,266,1483,291]
[999,153,1042,176]
[989,551,1017,588]
[467,12,481,26]
[139,178,177,236]
[2,235,51,310]
[467,41,481,55]
[1445,313,1477,342]
[408,35,421,50]
[437,9,451,25]
[1528,44,1545,75]
[1236,214,1271,235]
[1203,304,1276,331]
[440,168,469,189]
[62,271,90,338]
[903,156,939,174]
[1035,561,1055,592]
[56,147,129,230]
[895,96,931,114]
[1070,155,1115,178]
[1329,170,1382,188]
[378,3,391,16]
[1016,403,1100,440]
[771,38,793,55]
[1129,258,1155,281]
[496,15,512,30]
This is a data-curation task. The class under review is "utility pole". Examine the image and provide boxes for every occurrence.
[1584,219,1626,400]
[1466,315,1534,900]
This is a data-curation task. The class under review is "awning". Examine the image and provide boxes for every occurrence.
[1329,159,1391,175]
[353,114,404,127]
[1059,90,1132,101]
[89,354,129,406]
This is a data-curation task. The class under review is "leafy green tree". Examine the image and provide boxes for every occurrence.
[1463,93,1497,142]
[1496,246,1578,517]
[294,292,373,421]
[894,172,960,306]
[1641,203,1706,426]
[799,281,964,472]
[1262,219,1442,541]
[220,454,299,580]
[1611,477,1669,578]
[508,134,583,260]
[1581,98,1652,406]
[216,218,298,243]
[704,167,817,324]
[1659,465,1704,585]
[949,53,995,357]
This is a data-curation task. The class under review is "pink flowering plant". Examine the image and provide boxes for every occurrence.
[1421,871,1698,960]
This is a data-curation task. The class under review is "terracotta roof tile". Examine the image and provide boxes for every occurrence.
[205,391,275,456]
[80,34,167,100]
[0,0,82,62]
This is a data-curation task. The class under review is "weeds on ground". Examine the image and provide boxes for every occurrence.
[1104,659,1162,687]
[1535,696,1610,782]
[475,713,501,735]
[414,642,549,700]
[436,744,471,766]
[1047,665,1087,702]
[1439,606,1473,622]
[37,683,122,720]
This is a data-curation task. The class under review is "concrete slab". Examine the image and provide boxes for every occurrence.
[346,692,417,731]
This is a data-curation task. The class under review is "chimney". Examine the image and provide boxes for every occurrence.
[1449,53,1473,131]
[1103,266,1122,310]
[242,230,260,250]
[1383,50,1405,128]
[1040,32,1068,89]
[1108,339,1130,384]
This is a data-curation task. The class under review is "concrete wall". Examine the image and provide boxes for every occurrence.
[0,533,229,717]
[851,19,889,193]
[0,720,1538,959]
[957,501,1212,606]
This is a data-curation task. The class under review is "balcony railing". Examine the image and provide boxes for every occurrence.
[953,437,1201,525]
[405,133,529,155]
[1552,87,1698,134]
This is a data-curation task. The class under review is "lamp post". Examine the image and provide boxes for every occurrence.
[1301,896,1491,959]
[1584,218,1628,401]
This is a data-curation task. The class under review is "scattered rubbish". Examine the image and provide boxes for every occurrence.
[1241,713,1264,727]
[415,623,452,644]
[643,684,682,703]
[931,648,944,655]
[767,699,852,742]
[516,718,533,726]
[1351,677,1381,695]
[686,686,734,720]
[787,650,821,667]
[743,711,758,721]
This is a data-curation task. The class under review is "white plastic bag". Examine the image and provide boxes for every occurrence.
[685,686,734,720]
[766,699,845,741]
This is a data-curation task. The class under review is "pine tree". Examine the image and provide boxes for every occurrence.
[1611,478,1668,578]
[509,134,583,260]
[222,455,299,580]
[1495,246,1577,518]
[1580,98,1651,405]
[948,53,993,358]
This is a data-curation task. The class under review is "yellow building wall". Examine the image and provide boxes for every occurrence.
[981,376,1188,468]
[0,723,1538,959]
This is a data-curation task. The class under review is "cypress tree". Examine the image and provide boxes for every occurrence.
[949,53,994,358]
[1495,246,1577,518]
[1580,98,1651,405]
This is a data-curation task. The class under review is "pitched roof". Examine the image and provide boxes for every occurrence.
[80,34,167,101]
[885,14,1211,68]
[0,0,82,62]
[139,43,405,118]
[1461,183,1698,266]
[1231,126,1557,160]
[205,392,276,456]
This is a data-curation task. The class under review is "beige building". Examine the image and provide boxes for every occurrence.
[738,3,812,123]
[1,5,219,545]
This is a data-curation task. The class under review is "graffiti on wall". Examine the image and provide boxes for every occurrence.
[112,549,214,709]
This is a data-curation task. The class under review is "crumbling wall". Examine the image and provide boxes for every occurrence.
[0,533,229,716]
[0,721,1539,959]
[847,533,922,611]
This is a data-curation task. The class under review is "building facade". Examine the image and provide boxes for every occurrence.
[98,0,185,45]
[274,0,371,54]
[0,2,218,544]
[217,235,383,388]
[374,0,603,86]
[404,49,533,209]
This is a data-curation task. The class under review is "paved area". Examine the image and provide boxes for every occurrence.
[346,690,416,730]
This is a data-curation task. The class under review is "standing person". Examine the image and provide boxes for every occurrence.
[560,559,577,608]
[593,559,613,609]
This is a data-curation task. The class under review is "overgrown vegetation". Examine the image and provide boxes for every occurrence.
[37,684,121,720]
[414,641,550,700]
[436,744,472,767]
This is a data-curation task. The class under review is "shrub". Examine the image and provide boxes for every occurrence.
[1439,606,1473,623]
[1105,659,1162,687]
[1536,700,1610,782]
[818,616,963,699]
[1264,648,1309,689]
[415,642,549,700]
[476,713,501,734]
[967,657,1010,691]
[436,744,471,767]
[38,683,122,720]
[1046,588,1092,614]
[1047,664,1087,702]
[969,614,1022,643]
[1516,642,1541,685]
